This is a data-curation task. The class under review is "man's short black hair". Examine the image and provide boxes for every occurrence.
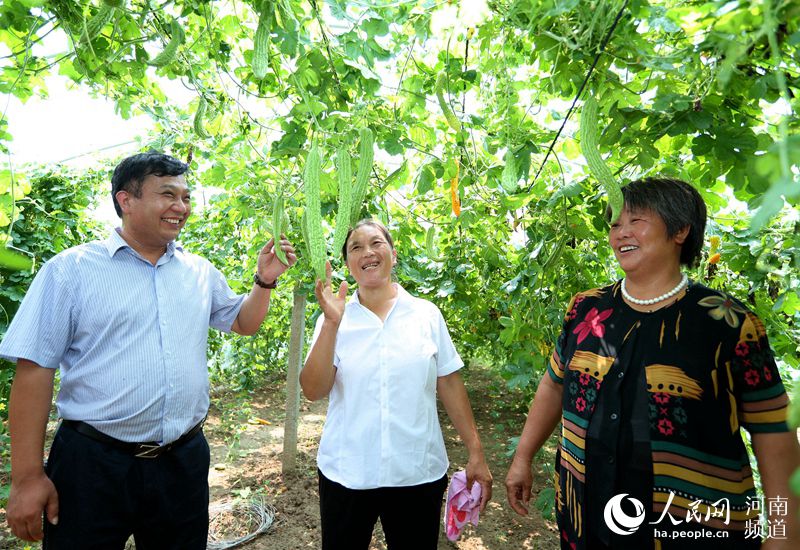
[610,177,707,268]
[111,151,189,217]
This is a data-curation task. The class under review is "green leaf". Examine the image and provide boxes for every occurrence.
[774,291,800,316]
[385,161,410,190]
[416,164,435,195]
[362,18,389,37]
[436,280,455,297]
[750,176,799,231]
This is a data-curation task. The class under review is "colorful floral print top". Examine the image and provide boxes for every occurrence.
[547,281,789,550]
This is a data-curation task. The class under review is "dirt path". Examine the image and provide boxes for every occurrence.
[204,366,559,550]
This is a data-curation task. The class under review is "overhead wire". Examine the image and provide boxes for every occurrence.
[525,0,630,194]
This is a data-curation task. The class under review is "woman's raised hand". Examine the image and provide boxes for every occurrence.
[315,261,348,326]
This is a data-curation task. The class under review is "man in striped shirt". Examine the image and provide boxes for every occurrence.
[1,152,296,548]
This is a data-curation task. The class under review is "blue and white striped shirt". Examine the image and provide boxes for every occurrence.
[0,229,245,443]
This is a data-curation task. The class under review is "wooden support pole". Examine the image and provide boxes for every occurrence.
[282,287,306,474]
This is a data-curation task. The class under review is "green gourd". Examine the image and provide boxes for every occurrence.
[148,19,184,67]
[349,128,374,226]
[84,4,116,42]
[0,248,33,271]
[300,210,310,265]
[272,184,289,265]
[252,7,270,80]
[436,72,461,131]
[332,146,352,254]
[501,147,517,193]
[193,98,210,139]
[304,145,326,281]
[424,225,445,262]
[579,96,624,224]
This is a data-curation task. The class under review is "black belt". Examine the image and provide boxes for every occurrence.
[62,418,205,459]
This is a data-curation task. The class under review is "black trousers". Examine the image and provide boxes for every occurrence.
[43,422,210,550]
[318,469,448,550]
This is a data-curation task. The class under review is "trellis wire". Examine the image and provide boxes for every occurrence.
[207,497,277,550]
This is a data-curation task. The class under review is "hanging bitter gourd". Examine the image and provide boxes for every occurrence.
[332,146,352,254]
[83,3,116,43]
[252,5,271,80]
[304,144,326,281]
[193,98,211,139]
[0,247,33,271]
[349,128,374,226]
[579,96,624,223]
[425,225,436,257]
[272,184,289,266]
[148,19,184,67]
[541,233,569,274]
[300,210,311,264]
[436,72,461,132]
[424,225,445,262]
[500,147,517,193]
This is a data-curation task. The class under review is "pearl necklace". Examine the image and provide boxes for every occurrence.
[621,273,688,306]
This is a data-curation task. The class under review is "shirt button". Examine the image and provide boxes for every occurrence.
[618,372,624,379]
[610,413,618,420]
[608,456,615,464]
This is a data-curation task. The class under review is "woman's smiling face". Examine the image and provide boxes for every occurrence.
[345,224,397,288]
[609,206,687,278]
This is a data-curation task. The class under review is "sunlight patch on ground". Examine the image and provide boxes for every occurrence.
[453,534,488,549]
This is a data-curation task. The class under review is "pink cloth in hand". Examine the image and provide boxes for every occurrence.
[444,470,482,541]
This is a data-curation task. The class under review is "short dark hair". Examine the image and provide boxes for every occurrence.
[611,177,707,267]
[111,151,189,217]
[341,219,395,261]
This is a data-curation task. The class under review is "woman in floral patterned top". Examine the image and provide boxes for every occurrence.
[505,177,799,549]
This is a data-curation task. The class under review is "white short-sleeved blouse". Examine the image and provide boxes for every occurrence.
[308,284,463,489]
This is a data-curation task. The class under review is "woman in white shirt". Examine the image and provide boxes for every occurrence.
[301,219,492,549]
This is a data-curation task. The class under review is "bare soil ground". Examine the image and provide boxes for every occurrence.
[1,366,559,549]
